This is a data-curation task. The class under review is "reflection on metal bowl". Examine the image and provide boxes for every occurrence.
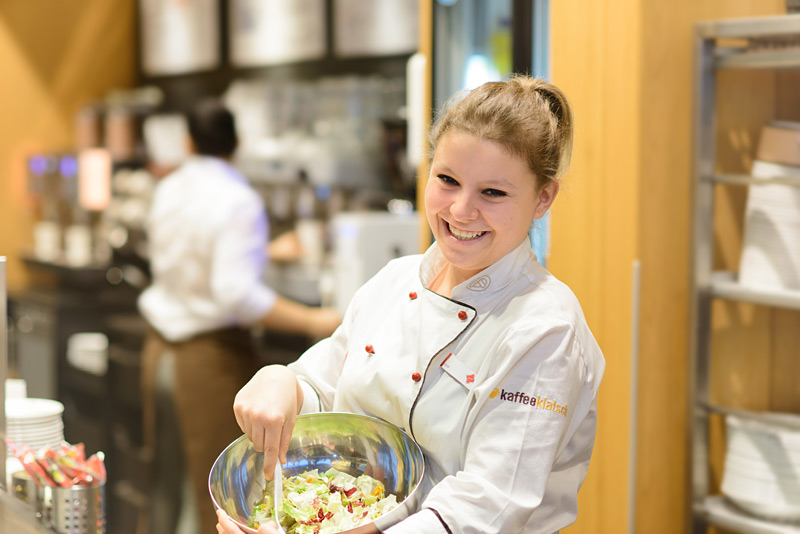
[208,412,425,534]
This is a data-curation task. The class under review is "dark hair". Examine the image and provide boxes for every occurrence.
[187,99,238,157]
[429,75,573,189]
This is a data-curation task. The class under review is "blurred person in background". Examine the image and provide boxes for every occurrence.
[139,98,341,534]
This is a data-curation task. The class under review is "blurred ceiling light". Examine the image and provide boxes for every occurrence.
[463,53,498,90]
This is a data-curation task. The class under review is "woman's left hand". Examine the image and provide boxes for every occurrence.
[216,509,281,534]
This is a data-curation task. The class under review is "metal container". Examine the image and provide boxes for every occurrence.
[209,412,425,534]
[11,470,36,503]
[35,483,106,534]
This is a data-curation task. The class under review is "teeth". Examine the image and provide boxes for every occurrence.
[449,224,485,241]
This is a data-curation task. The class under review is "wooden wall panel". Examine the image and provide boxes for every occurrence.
[636,3,788,534]
[550,0,641,532]
[552,1,789,534]
[0,1,136,292]
[416,0,433,251]
[771,309,800,412]
[769,72,800,418]
[635,2,697,532]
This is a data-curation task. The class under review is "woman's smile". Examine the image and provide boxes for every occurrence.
[446,222,486,241]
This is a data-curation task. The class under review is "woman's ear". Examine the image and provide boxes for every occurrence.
[533,180,559,220]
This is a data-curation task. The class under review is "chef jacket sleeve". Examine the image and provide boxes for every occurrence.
[287,295,355,410]
[209,194,277,325]
[296,377,322,414]
[391,321,603,534]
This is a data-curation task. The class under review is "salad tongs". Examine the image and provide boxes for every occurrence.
[274,462,287,534]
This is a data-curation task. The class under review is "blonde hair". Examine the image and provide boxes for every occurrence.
[429,75,573,188]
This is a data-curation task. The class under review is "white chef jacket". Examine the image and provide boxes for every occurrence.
[290,238,605,534]
[138,155,277,342]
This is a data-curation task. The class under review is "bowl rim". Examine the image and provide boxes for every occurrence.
[208,411,425,534]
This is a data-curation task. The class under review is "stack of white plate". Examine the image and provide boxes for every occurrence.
[5,398,65,454]
[722,414,800,523]
[739,159,800,292]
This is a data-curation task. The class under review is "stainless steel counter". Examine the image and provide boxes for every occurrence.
[263,263,324,305]
[0,490,48,534]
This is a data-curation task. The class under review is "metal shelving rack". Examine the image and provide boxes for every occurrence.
[690,14,800,534]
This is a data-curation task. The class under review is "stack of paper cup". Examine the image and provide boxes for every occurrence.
[722,415,800,523]
[740,123,800,292]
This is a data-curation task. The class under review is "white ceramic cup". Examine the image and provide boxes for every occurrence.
[296,219,325,270]
[33,221,61,262]
[64,225,93,266]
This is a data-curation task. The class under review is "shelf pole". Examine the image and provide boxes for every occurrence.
[688,27,717,534]
[0,257,6,492]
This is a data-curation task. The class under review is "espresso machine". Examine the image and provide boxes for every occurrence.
[330,211,420,315]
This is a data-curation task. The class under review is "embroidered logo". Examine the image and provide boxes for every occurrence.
[466,374,474,384]
[490,388,568,416]
[467,276,491,291]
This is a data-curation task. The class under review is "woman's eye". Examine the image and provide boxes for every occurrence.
[437,174,458,186]
[483,189,507,198]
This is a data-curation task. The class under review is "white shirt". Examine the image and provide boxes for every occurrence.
[290,238,605,534]
[138,155,277,342]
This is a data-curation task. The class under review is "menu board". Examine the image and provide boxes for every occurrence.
[139,0,220,76]
[333,0,418,57]
[229,0,326,67]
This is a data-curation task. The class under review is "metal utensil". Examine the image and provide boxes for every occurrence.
[273,462,286,534]
[209,413,425,534]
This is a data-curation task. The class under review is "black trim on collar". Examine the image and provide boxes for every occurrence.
[425,507,453,534]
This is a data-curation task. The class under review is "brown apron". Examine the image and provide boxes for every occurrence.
[142,325,257,534]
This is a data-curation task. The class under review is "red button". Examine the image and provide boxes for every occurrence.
[409,291,418,300]
[411,372,422,382]
[458,311,468,320]
[365,345,375,354]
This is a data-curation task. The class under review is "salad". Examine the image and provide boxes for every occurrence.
[250,468,399,534]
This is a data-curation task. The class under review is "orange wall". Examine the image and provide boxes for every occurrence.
[550,0,642,532]
[0,1,137,291]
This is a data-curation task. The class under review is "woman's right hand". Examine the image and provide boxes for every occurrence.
[233,364,302,478]
[217,509,280,534]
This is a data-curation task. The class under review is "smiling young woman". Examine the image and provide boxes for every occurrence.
[218,76,603,534]
[425,131,557,295]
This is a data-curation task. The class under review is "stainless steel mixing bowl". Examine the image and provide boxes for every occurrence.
[208,412,425,534]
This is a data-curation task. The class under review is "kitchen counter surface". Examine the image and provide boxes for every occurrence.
[0,489,49,534]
